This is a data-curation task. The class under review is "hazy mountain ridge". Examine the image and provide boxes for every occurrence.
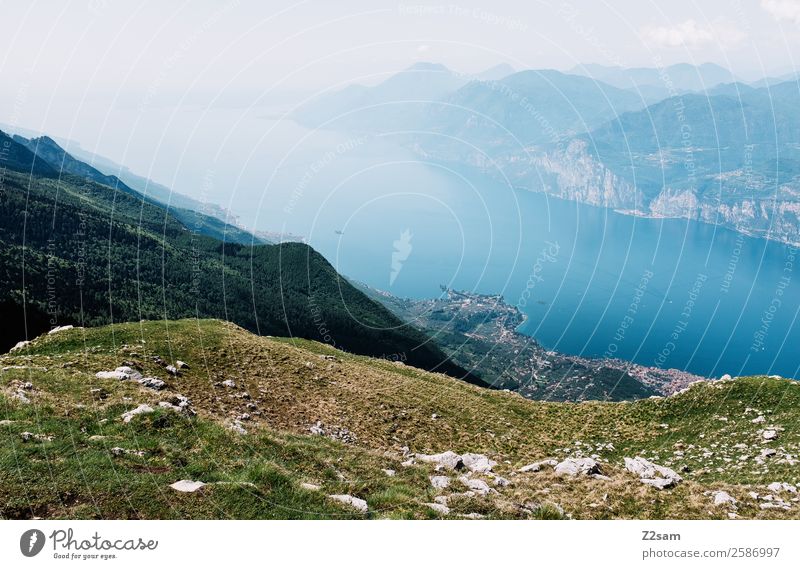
[6,131,265,246]
[297,62,800,245]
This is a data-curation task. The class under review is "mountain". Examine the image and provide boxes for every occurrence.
[293,62,471,131]
[3,124,247,238]
[9,133,263,246]
[0,132,479,383]
[3,318,798,519]
[570,62,737,94]
[405,76,800,246]
[0,130,56,176]
[475,63,515,81]
[66,144,235,223]
[412,69,649,157]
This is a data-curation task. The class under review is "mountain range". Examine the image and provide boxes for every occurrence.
[295,61,800,246]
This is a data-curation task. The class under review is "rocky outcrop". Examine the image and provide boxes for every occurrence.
[624,456,682,489]
[554,457,601,477]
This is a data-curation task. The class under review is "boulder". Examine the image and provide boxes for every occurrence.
[461,453,497,473]
[170,480,206,493]
[624,457,682,487]
[458,476,492,496]
[712,491,737,507]
[96,366,143,381]
[139,377,166,390]
[519,459,558,473]
[761,429,778,441]
[121,404,154,423]
[158,395,195,416]
[430,475,450,489]
[328,494,368,513]
[10,340,31,352]
[641,478,676,490]
[425,502,450,515]
[176,360,190,370]
[227,421,247,435]
[767,482,797,494]
[416,451,464,471]
[554,457,600,477]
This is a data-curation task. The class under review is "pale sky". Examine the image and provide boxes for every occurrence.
[1,0,799,192]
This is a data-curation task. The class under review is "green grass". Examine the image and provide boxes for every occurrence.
[3,319,800,519]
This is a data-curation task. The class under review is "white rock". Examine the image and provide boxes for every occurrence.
[416,451,464,471]
[96,366,142,381]
[624,457,682,486]
[752,415,766,424]
[641,478,676,490]
[554,457,600,477]
[382,469,396,477]
[176,360,189,369]
[762,429,778,441]
[430,475,450,489]
[328,494,368,513]
[300,482,321,491]
[713,491,737,507]
[518,459,557,473]
[12,391,30,404]
[48,325,74,334]
[493,476,511,487]
[767,482,797,494]
[139,377,165,390]
[10,340,31,352]
[227,421,247,435]
[425,502,450,515]
[221,379,236,388]
[121,404,154,423]
[165,365,179,376]
[170,480,205,493]
[459,476,492,496]
[461,453,497,473]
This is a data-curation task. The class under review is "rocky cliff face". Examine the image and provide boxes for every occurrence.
[526,140,643,210]
[416,137,800,246]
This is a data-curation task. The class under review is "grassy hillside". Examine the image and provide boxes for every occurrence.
[2,319,799,519]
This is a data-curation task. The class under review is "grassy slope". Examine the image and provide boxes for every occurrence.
[2,319,800,520]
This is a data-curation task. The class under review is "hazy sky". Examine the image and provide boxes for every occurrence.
[2,0,800,191]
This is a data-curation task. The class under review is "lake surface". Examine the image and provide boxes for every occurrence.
[108,108,799,379]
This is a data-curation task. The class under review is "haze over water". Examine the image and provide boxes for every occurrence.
[188,115,799,380]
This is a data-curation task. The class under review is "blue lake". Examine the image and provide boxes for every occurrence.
[172,115,799,379]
